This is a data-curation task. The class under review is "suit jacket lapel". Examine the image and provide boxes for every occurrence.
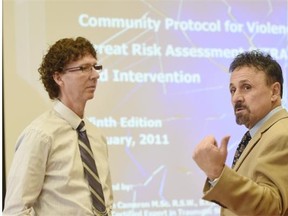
[233,109,288,171]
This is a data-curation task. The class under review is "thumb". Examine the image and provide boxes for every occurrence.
[220,135,230,154]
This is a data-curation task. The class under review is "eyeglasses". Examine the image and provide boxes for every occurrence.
[63,64,102,73]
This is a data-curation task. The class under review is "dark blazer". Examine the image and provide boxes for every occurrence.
[202,108,288,216]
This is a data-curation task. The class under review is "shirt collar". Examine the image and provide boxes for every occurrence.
[250,106,283,137]
[53,99,83,130]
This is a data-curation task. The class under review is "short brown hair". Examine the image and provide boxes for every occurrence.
[229,50,283,98]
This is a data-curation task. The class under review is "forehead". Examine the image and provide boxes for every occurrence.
[230,66,267,85]
[66,54,97,67]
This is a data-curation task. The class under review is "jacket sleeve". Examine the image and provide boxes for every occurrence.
[203,161,287,215]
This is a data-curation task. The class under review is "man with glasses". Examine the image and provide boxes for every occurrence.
[3,37,113,216]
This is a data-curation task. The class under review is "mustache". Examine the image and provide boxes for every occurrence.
[234,102,247,112]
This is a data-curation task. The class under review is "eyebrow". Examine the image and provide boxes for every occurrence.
[230,79,251,87]
[63,62,98,71]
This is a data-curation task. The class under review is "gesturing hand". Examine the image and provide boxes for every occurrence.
[192,135,230,180]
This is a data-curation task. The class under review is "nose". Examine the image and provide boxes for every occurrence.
[231,90,244,104]
[90,69,100,80]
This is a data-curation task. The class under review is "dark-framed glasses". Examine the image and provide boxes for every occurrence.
[63,64,102,73]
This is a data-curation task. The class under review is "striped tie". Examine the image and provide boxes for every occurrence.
[77,121,108,216]
[232,131,251,168]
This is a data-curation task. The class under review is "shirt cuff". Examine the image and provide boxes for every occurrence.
[208,178,219,187]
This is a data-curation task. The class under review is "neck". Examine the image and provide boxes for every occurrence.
[58,97,86,118]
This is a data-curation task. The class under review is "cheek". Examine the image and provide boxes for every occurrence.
[248,93,271,115]
[70,77,84,87]
[64,79,83,95]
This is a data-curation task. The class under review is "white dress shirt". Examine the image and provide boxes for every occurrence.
[3,100,113,216]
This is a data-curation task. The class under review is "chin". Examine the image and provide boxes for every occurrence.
[86,94,94,100]
[236,115,250,127]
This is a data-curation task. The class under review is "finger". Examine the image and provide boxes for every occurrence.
[204,135,217,147]
[220,135,230,153]
[192,136,213,159]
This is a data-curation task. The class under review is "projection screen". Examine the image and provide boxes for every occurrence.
[3,0,288,215]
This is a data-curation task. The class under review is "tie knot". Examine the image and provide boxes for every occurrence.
[77,120,85,132]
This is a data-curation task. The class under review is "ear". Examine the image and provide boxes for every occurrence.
[271,82,281,102]
[53,72,64,86]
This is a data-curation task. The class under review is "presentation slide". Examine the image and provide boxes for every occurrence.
[4,1,287,215]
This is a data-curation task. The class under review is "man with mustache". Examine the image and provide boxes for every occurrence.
[3,37,113,216]
[193,50,288,215]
